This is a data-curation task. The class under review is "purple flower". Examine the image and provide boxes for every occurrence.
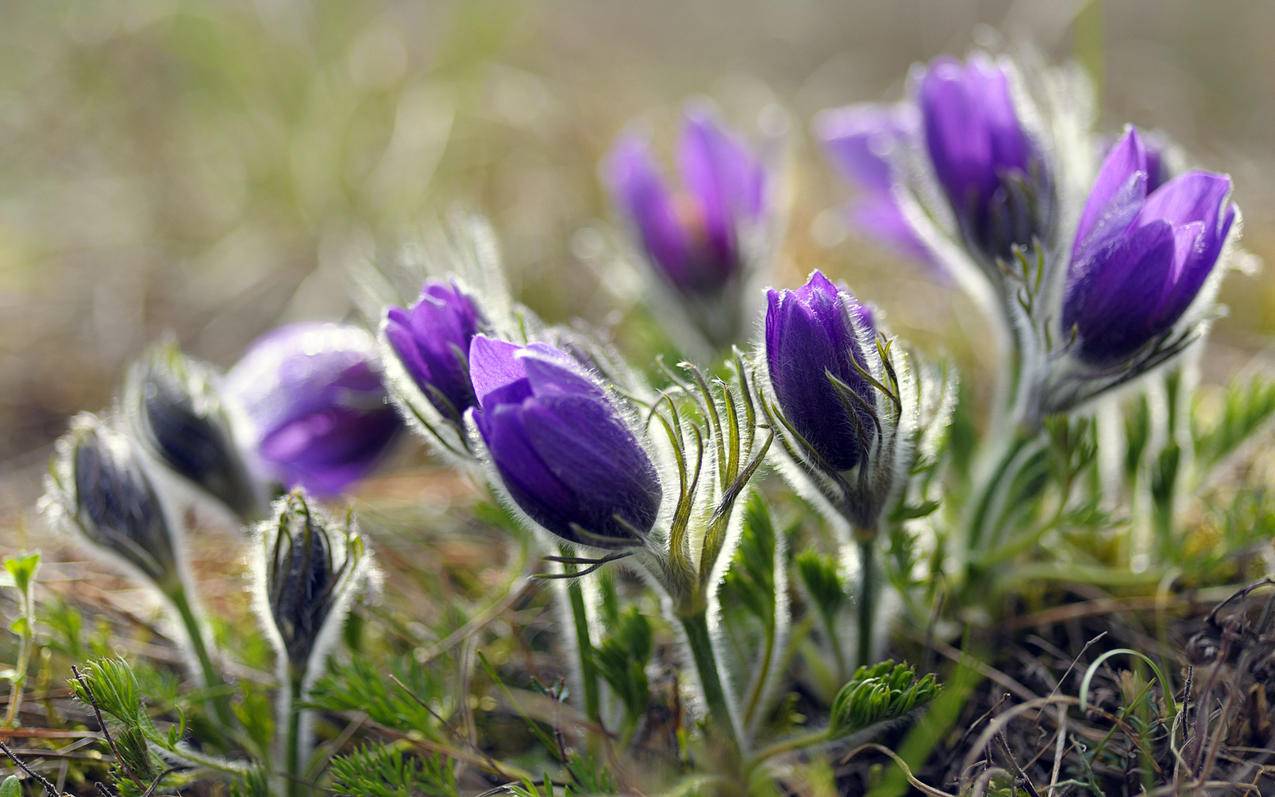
[226,323,402,497]
[384,280,483,426]
[917,55,1047,260]
[817,104,931,263]
[607,108,767,296]
[765,271,877,472]
[469,335,662,548]
[1063,127,1237,365]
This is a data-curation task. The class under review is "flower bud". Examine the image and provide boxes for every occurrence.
[381,280,484,456]
[256,491,369,671]
[226,323,402,497]
[765,270,878,472]
[125,344,263,520]
[1063,127,1237,366]
[42,414,179,590]
[468,335,663,549]
[917,54,1050,262]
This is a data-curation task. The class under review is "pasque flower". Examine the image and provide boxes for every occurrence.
[468,335,662,549]
[817,104,931,264]
[607,108,767,297]
[227,323,402,497]
[125,344,263,520]
[381,280,485,459]
[384,280,482,421]
[917,54,1050,262]
[762,270,948,535]
[765,270,878,473]
[1062,126,1237,365]
[43,414,179,589]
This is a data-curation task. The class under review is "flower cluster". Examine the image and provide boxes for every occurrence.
[818,52,1239,427]
[28,43,1249,794]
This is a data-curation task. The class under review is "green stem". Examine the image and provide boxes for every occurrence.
[166,586,235,730]
[560,549,601,728]
[678,609,744,762]
[284,673,304,797]
[2,595,32,728]
[749,727,831,767]
[965,428,1039,554]
[855,537,877,669]
[741,619,776,731]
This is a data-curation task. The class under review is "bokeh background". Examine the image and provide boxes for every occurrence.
[3,0,1273,513]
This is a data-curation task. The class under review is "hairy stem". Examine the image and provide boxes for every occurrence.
[166,586,235,730]
[855,536,877,670]
[559,547,602,728]
[678,608,744,763]
[283,670,306,797]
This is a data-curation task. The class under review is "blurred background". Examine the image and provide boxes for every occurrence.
[2,0,1272,511]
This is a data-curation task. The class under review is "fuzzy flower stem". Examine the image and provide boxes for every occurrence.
[282,667,306,797]
[854,533,878,670]
[559,547,602,728]
[678,607,744,764]
[166,585,235,730]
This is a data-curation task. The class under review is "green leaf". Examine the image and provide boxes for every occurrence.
[1194,375,1275,471]
[594,606,653,722]
[69,658,146,726]
[3,551,40,596]
[829,660,941,738]
[328,745,458,797]
[0,775,22,797]
[796,549,846,621]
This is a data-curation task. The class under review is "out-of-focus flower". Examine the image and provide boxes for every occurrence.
[765,271,877,472]
[607,108,767,297]
[468,335,662,549]
[125,343,263,520]
[917,54,1050,262]
[255,490,369,673]
[42,414,179,590]
[816,104,932,264]
[382,280,484,443]
[1062,126,1237,366]
[227,323,401,497]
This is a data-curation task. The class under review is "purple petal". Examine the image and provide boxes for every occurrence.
[1064,222,1177,363]
[227,323,401,494]
[817,104,915,193]
[1074,127,1149,252]
[469,335,531,408]
[606,134,694,289]
[766,270,875,471]
[521,395,662,537]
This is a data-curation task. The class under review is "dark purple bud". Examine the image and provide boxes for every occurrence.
[918,55,1048,260]
[260,491,367,669]
[469,336,662,548]
[384,280,483,427]
[765,271,877,472]
[126,345,262,520]
[1064,127,1237,365]
[607,108,767,296]
[817,104,932,264]
[227,323,402,497]
[45,415,179,589]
